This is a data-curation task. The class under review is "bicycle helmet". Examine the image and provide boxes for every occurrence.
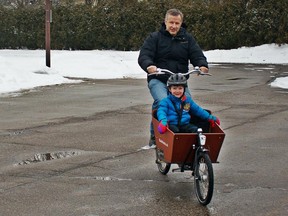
[167,74,187,87]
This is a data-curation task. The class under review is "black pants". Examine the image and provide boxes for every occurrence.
[169,123,198,133]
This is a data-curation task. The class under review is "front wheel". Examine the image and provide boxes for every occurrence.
[194,152,214,205]
[155,148,171,175]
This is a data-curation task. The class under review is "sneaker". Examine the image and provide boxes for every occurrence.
[141,145,155,150]
[140,135,156,150]
[149,144,156,149]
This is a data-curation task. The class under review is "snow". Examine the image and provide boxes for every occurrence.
[0,44,287,96]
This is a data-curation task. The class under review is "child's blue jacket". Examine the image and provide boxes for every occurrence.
[157,94,211,126]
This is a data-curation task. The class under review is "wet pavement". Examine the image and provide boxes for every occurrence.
[0,64,287,215]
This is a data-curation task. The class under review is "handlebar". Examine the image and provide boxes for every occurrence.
[148,66,212,76]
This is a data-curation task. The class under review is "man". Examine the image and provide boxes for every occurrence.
[138,8,209,148]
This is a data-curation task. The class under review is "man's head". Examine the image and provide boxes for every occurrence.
[167,74,187,98]
[165,9,183,36]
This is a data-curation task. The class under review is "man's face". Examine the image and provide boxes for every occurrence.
[165,14,182,36]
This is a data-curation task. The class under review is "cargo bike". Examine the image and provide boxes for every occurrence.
[150,67,225,205]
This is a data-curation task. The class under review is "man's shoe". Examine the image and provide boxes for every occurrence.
[140,135,156,150]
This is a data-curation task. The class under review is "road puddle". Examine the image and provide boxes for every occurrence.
[17,151,80,165]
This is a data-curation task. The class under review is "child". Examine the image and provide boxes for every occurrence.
[157,74,220,134]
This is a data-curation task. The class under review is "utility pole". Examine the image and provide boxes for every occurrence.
[45,0,52,67]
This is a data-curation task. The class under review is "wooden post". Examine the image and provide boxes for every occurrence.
[45,0,51,67]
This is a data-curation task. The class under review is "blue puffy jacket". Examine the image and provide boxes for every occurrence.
[157,94,211,126]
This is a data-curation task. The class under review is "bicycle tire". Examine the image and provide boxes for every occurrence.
[155,148,171,175]
[194,152,214,205]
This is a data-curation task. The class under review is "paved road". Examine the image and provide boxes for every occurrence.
[0,64,287,216]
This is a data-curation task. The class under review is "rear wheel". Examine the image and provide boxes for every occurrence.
[194,152,214,205]
[155,148,171,175]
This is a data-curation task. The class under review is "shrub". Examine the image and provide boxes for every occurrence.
[0,0,287,50]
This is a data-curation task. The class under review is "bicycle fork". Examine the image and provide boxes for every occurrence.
[192,128,209,177]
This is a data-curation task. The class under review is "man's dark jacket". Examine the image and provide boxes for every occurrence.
[138,23,208,83]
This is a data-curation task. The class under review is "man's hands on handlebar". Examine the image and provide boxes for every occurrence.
[147,65,158,74]
[147,65,209,74]
[199,66,209,73]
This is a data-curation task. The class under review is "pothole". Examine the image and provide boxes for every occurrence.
[17,151,80,165]
[10,130,27,136]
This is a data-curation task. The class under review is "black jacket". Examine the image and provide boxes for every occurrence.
[138,23,208,83]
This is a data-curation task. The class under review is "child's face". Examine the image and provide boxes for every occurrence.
[169,85,184,98]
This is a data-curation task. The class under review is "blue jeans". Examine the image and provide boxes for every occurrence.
[148,79,191,136]
[169,124,198,133]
